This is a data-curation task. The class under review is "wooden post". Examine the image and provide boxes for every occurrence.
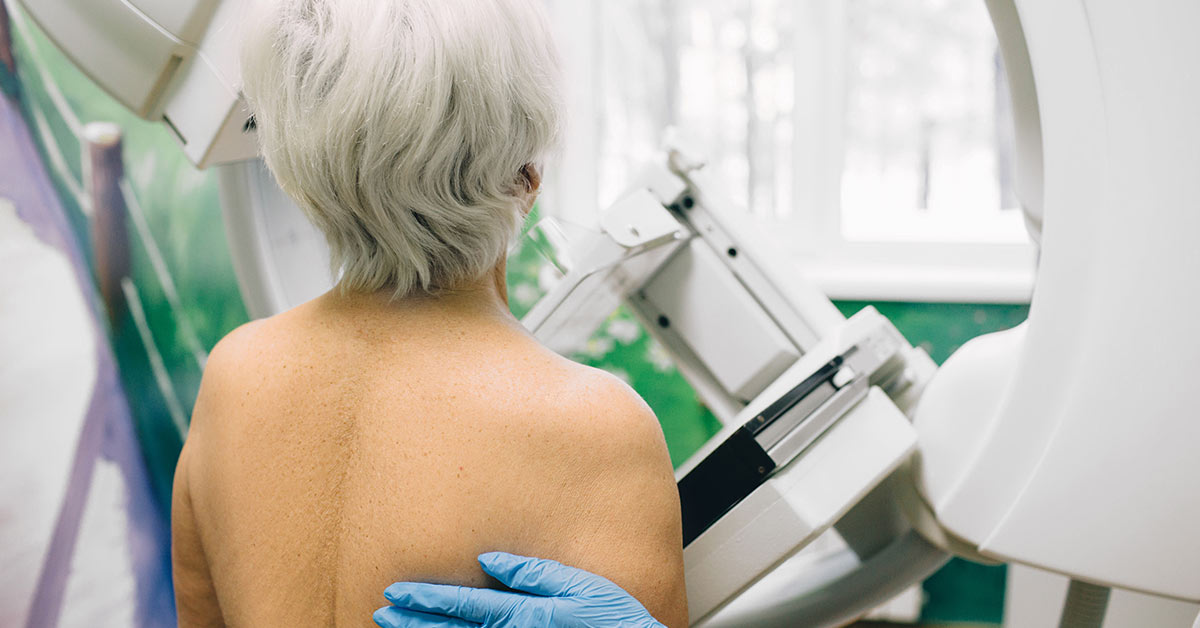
[0,0,14,75]
[84,122,132,325]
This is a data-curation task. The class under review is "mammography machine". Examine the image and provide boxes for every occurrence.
[15,0,1200,626]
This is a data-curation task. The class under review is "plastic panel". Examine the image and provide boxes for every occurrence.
[685,387,917,623]
[127,0,220,44]
[218,160,332,318]
[18,0,184,117]
[917,0,1200,601]
[643,240,800,401]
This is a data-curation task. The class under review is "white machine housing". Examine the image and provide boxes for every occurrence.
[17,0,256,167]
[914,0,1200,603]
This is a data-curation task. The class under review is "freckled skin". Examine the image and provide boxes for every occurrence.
[171,270,688,627]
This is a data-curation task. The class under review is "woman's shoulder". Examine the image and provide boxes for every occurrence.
[506,348,659,437]
[550,365,662,439]
[189,310,310,434]
[487,360,688,626]
[201,315,290,384]
[501,358,674,490]
[200,297,335,384]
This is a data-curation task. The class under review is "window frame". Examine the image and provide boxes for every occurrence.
[544,0,1037,305]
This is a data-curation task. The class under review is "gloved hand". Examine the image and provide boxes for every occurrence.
[373,552,667,628]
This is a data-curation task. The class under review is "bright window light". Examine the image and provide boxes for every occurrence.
[841,0,1026,245]
[543,0,1036,302]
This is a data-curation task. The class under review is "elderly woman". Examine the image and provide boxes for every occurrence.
[168,0,688,625]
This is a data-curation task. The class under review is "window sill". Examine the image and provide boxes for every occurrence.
[795,257,1036,304]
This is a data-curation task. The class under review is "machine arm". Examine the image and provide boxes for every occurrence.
[522,145,946,625]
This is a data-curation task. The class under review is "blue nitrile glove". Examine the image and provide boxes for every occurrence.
[373,552,667,628]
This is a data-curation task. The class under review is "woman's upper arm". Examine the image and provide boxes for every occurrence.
[548,372,689,627]
[171,324,258,627]
[171,442,225,627]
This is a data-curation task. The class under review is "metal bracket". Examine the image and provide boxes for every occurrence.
[600,188,687,248]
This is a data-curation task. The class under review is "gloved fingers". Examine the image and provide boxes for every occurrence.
[385,582,524,624]
[373,605,480,628]
[478,552,598,597]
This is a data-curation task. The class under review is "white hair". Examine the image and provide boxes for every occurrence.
[240,0,563,297]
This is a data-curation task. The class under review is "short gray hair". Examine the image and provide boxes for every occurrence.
[241,0,563,297]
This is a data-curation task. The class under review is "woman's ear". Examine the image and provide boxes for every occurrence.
[521,164,542,194]
[519,164,542,215]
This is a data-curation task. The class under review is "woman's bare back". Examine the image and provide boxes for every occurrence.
[172,291,688,627]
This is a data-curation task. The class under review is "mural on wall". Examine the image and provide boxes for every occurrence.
[9,9,247,514]
[1,5,179,625]
[2,2,1029,624]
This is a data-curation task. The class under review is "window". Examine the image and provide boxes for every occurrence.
[542,0,1036,303]
[842,0,1023,243]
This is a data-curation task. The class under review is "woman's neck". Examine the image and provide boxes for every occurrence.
[321,265,514,324]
